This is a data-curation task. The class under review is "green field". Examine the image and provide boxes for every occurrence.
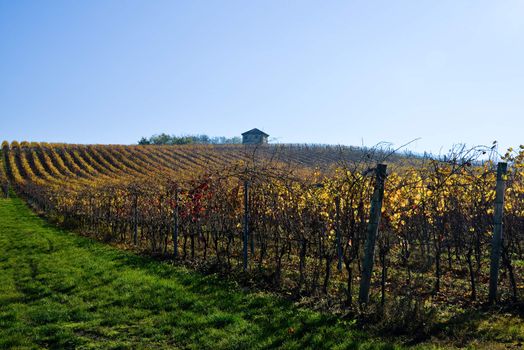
[0,196,400,349]
[1,195,523,349]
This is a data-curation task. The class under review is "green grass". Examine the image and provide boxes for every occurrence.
[0,196,402,349]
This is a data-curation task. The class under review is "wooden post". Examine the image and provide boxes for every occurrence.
[488,162,508,304]
[243,180,249,271]
[335,196,342,272]
[359,164,387,305]
[2,146,9,198]
[133,194,138,245]
[173,188,179,259]
[249,188,255,256]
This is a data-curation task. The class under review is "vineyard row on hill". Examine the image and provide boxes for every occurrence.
[1,141,524,319]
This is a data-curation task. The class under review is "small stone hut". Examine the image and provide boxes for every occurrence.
[241,128,269,145]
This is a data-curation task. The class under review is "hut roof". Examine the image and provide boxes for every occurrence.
[241,128,269,137]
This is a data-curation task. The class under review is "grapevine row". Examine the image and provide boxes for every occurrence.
[2,140,524,314]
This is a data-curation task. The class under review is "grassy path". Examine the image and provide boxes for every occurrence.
[0,196,402,349]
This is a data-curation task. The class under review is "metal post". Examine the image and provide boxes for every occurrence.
[335,196,342,271]
[488,162,508,304]
[243,180,249,271]
[173,188,179,259]
[133,194,138,245]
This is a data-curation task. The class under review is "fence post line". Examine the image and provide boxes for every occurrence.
[488,162,508,304]
[358,163,387,305]
[133,194,138,245]
[173,188,179,259]
[335,196,342,271]
[243,180,249,271]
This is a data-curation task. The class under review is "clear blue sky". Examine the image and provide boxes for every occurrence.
[1,1,523,154]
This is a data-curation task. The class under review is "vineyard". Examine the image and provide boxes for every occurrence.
[2,140,524,331]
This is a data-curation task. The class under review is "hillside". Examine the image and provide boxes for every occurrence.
[2,140,524,348]
[1,142,386,184]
